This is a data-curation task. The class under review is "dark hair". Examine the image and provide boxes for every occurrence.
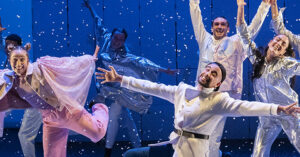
[5,34,22,45]
[111,28,128,40]
[207,62,227,91]
[211,16,229,27]
[252,43,295,80]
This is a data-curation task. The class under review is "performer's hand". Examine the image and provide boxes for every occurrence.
[0,17,6,32]
[96,66,123,84]
[160,68,179,75]
[237,0,246,6]
[269,0,277,5]
[277,102,300,117]
[24,43,32,51]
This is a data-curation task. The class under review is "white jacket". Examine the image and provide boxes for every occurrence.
[121,76,279,157]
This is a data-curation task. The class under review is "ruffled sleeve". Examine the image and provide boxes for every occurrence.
[37,55,95,113]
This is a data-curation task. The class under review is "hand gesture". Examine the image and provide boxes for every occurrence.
[278,102,300,117]
[162,68,179,75]
[96,66,123,84]
[237,0,246,6]
[269,0,277,5]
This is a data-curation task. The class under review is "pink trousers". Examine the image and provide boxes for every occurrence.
[41,103,109,157]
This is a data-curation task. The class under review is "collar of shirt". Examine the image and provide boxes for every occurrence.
[185,87,215,101]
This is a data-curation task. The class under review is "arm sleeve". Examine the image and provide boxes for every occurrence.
[237,23,258,64]
[218,93,278,117]
[189,0,210,48]
[121,76,178,104]
[37,55,95,111]
[247,1,270,40]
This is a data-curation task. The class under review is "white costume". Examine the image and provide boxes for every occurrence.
[189,0,270,156]
[121,76,280,157]
[238,22,300,157]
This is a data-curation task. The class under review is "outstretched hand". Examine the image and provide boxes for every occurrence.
[96,66,123,84]
[237,0,246,6]
[160,68,179,75]
[278,102,300,117]
[269,0,277,5]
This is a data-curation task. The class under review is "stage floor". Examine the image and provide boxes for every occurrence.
[0,129,299,157]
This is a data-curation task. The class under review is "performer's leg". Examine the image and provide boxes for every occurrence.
[43,125,69,157]
[0,111,5,137]
[280,116,300,153]
[208,117,226,157]
[105,102,122,149]
[18,108,43,157]
[65,103,109,142]
[123,108,141,148]
[252,116,282,157]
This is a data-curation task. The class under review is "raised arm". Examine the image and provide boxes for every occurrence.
[96,66,178,103]
[83,0,107,47]
[189,0,210,47]
[219,93,300,117]
[0,16,6,50]
[247,0,271,40]
[271,0,300,55]
[236,0,258,64]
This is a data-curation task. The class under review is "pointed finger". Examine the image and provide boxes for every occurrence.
[287,102,297,110]
[95,72,105,76]
[96,76,105,80]
[97,67,108,73]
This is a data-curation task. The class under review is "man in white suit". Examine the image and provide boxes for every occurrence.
[97,62,300,157]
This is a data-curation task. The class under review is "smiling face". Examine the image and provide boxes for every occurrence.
[10,48,29,76]
[211,17,229,40]
[197,63,222,89]
[267,35,289,59]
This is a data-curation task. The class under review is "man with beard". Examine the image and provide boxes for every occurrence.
[190,0,272,156]
[97,62,300,157]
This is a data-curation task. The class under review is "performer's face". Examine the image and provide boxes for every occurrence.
[110,32,126,50]
[267,34,289,58]
[10,49,29,76]
[211,17,229,40]
[198,63,222,89]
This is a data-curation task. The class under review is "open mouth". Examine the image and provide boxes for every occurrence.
[215,29,224,34]
[272,43,282,52]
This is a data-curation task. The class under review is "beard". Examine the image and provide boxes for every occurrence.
[198,75,211,88]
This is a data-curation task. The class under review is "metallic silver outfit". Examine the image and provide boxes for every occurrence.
[238,23,300,157]
[92,15,162,149]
